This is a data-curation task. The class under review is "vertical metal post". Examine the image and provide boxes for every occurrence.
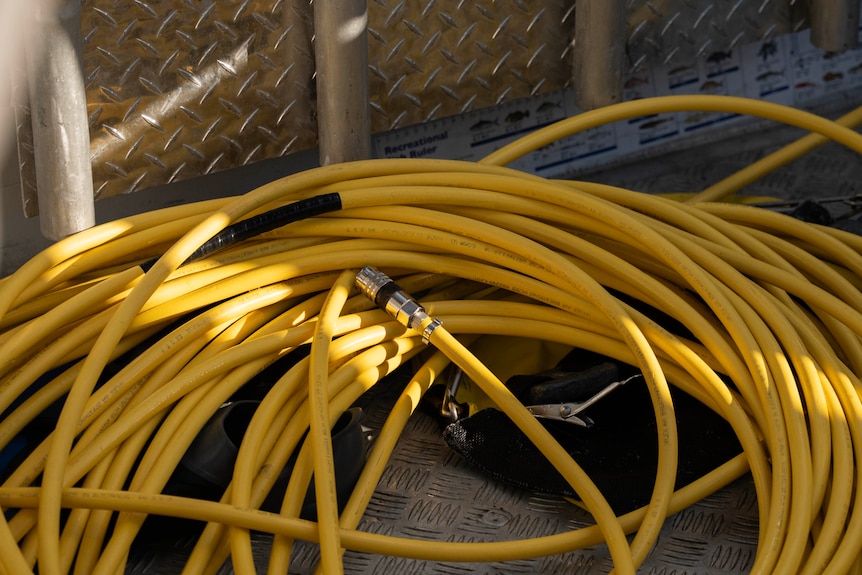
[809,0,859,53]
[313,0,371,165]
[572,0,626,111]
[26,0,95,240]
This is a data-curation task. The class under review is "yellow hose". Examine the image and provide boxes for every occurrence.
[1,94,862,574]
[687,104,862,203]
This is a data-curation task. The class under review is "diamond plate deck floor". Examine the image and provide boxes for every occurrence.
[127,367,761,575]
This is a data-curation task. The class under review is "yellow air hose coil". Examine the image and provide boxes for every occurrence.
[0,95,861,574]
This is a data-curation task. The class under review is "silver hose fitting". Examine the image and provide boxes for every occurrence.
[356,266,442,343]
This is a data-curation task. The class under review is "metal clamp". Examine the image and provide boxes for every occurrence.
[356,265,442,345]
[525,373,642,426]
[440,367,464,422]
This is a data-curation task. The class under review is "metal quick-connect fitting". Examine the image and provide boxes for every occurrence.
[356,266,442,341]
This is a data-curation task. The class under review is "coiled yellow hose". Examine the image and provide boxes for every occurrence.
[0,95,861,574]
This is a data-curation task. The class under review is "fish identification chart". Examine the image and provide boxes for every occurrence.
[373,26,862,179]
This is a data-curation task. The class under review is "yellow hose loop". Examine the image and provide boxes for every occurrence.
[3,95,862,574]
[688,104,862,203]
[480,95,862,167]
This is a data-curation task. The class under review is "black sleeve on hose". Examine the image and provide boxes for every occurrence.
[140,193,343,271]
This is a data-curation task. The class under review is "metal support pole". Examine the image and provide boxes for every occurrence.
[313,0,371,165]
[809,0,859,53]
[26,0,95,240]
[572,0,626,111]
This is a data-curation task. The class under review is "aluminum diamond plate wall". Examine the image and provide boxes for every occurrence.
[369,0,805,130]
[83,0,317,199]
[366,0,576,131]
[127,367,764,574]
[625,0,806,70]
[16,0,806,205]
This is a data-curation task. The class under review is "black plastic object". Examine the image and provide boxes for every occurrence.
[140,193,343,271]
[787,198,862,236]
[443,349,741,514]
[176,400,261,488]
[789,199,833,225]
[1,318,188,482]
[170,401,367,520]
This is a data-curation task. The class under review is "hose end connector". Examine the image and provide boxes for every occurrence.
[356,266,441,343]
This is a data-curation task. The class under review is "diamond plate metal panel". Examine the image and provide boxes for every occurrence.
[365,0,806,131]
[330,400,760,575]
[197,380,762,575]
[15,0,810,204]
[82,0,316,198]
[625,0,806,71]
[366,0,577,131]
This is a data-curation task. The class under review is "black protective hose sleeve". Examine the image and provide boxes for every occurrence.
[140,193,343,271]
[185,192,343,263]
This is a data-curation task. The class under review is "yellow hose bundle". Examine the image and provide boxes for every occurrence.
[0,95,861,574]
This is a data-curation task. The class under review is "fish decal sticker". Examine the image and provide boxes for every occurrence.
[758,40,777,62]
[756,69,785,82]
[505,110,530,123]
[707,50,732,64]
[470,119,498,131]
[638,117,672,130]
